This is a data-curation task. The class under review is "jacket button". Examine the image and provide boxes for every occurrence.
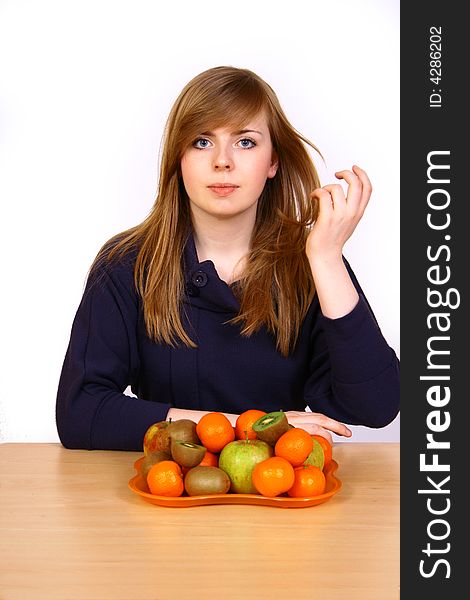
[192,270,208,287]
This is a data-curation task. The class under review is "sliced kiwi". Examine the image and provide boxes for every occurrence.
[184,466,231,496]
[171,440,206,468]
[252,411,289,446]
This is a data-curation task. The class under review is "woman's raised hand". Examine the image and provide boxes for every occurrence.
[306,165,372,262]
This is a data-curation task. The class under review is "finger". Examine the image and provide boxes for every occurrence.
[288,421,334,443]
[352,164,372,194]
[310,425,334,445]
[322,183,346,202]
[310,188,334,218]
[304,412,351,437]
[334,169,363,210]
[321,184,347,213]
[351,165,372,212]
[291,412,352,437]
[335,169,360,185]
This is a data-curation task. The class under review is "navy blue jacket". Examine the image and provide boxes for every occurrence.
[56,236,400,450]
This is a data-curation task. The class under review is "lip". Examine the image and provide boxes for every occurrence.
[207,183,239,197]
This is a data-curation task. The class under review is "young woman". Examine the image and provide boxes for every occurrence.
[56,66,399,451]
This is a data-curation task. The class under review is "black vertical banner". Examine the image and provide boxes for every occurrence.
[401,3,466,597]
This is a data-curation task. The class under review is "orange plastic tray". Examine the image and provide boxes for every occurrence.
[128,456,342,508]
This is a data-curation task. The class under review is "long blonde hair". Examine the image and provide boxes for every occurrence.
[92,66,322,356]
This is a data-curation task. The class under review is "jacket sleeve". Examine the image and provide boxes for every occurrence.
[55,260,171,451]
[303,258,400,427]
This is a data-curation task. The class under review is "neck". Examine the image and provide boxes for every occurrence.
[191,211,256,283]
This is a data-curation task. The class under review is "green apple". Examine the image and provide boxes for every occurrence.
[218,439,273,493]
[303,437,325,470]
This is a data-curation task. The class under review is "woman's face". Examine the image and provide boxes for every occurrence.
[180,112,278,223]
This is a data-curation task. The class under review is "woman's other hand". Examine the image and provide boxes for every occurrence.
[284,411,352,445]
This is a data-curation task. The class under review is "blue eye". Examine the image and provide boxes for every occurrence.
[238,138,256,148]
[192,137,256,150]
[193,138,211,149]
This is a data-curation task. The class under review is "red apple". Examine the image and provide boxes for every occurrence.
[143,418,200,456]
[218,439,273,494]
[143,420,171,455]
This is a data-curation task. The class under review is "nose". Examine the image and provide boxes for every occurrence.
[213,145,233,170]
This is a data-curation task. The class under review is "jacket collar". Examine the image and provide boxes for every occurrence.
[183,233,241,314]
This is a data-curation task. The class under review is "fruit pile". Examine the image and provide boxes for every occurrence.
[141,410,332,499]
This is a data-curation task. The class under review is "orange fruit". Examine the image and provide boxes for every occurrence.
[274,428,314,467]
[180,449,219,475]
[252,456,295,497]
[235,409,267,440]
[287,465,326,498]
[312,435,333,467]
[146,460,184,497]
[196,412,235,453]
[198,449,219,467]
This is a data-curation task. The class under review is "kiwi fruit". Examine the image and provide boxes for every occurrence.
[141,450,172,481]
[252,411,289,446]
[171,440,206,468]
[184,466,231,496]
[167,419,200,445]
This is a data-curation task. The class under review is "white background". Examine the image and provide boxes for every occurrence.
[0,0,400,443]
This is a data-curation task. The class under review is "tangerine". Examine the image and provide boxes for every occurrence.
[181,449,220,475]
[252,456,295,497]
[287,464,326,498]
[198,449,219,467]
[312,435,333,467]
[196,412,235,453]
[146,460,184,497]
[274,428,313,467]
[235,409,267,440]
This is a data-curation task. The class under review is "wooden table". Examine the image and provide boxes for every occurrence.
[0,443,399,600]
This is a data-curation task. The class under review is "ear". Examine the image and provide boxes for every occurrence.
[267,153,278,179]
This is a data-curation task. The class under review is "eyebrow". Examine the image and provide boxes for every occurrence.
[199,129,264,136]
